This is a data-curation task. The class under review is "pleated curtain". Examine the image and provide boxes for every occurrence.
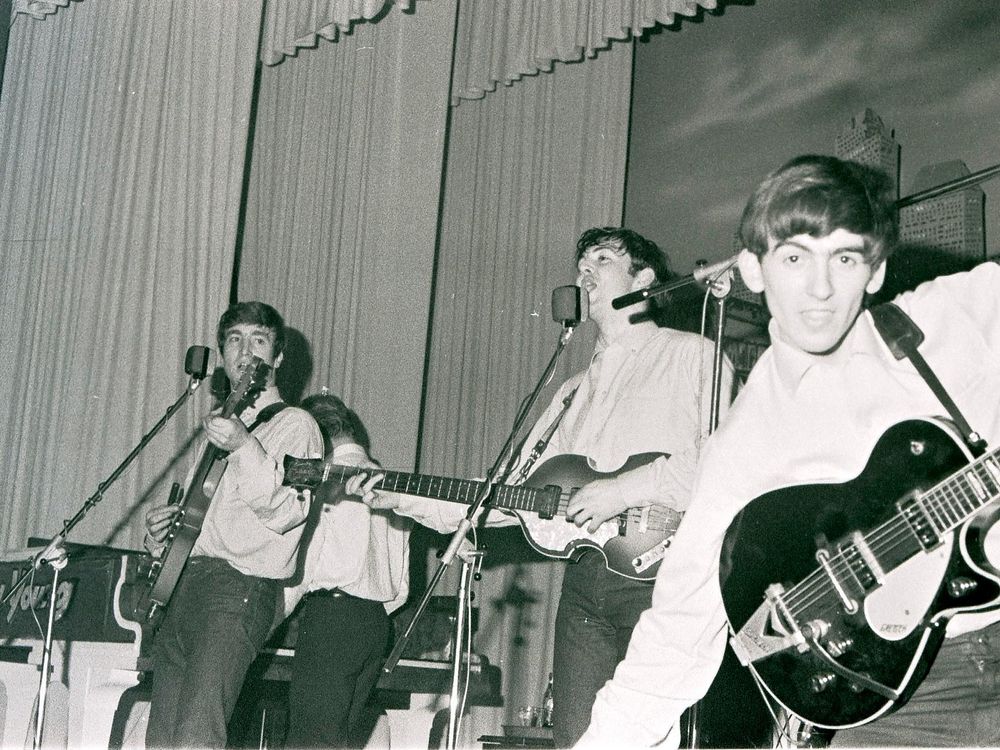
[419,42,633,730]
[238,0,458,469]
[0,0,264,550]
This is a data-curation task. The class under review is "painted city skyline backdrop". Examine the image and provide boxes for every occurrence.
[625,0,1000,274]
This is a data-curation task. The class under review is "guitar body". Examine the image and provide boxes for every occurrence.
[515,452,681,580]
[723,418,1000,729]
[145,359,269,618]
[146,450,226,615]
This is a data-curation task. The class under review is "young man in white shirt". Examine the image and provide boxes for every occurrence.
[580,155,1000,747]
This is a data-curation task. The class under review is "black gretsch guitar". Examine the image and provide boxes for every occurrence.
[283,452,682,581]
[722,417,1000,730]
[144,357,270,618]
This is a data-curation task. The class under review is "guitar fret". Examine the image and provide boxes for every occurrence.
[973,462,998,498]
[953,472,980,514]
[939,482,965,525]
[919,492,947,535]
[514,486,528,511]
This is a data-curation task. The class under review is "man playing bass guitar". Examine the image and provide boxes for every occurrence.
[350,227,732,747]
[143,302,323,748]
[580,156,1000,748]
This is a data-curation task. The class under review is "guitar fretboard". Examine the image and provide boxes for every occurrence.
[917,446,1000,536]
[322,463,557,515]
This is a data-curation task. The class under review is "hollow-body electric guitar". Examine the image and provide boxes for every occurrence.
[283,451,682,580]
[144,357,270,618]
[723,417,1000,730]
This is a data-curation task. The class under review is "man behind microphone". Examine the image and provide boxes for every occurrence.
[143,302,323,748]
[349,227,733,746]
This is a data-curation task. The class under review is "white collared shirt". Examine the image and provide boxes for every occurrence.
[284,442,411,615]
[582,261,1000,747]
[387,322,731,532]
[190,389,324,579]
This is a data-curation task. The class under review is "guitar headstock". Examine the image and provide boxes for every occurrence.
[283,455,327,490]
[223,355,270,418]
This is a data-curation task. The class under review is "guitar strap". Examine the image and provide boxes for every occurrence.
[245,401,288,435]
[509,387,579,485]
[870,302,986,453]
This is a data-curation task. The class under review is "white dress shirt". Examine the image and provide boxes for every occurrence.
[284,442,411,617]
[384,321,731,545]
[581,262,1000,747]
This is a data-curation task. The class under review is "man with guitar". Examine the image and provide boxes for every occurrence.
[349,227,732,746]
[143,302,323,748]
[579,156,1000,747]
[282,391,411,747]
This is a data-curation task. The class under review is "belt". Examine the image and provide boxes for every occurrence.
[307,587,359,600]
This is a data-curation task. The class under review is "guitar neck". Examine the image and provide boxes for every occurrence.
[864,443,1000,576]
[323,464,555,514]
[917,444,1000,535]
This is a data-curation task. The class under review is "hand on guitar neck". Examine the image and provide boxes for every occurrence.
[292,451,682,581]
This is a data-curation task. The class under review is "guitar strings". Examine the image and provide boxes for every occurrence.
[780,455,1000,621]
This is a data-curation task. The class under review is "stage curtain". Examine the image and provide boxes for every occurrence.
[238,0,457,469]
[450,0,716,102]
[11,0,76,21]
[420,42,633,731]
[0,0,263,551]
[258,0,412,65]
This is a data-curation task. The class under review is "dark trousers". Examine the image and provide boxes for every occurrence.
[832,619,1000,747]
[284,590,392,748]
[552,551,654,748]
[146,557,279,749]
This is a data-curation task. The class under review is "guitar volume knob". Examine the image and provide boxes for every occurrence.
[809,672,836,693]
[826,635,854,658]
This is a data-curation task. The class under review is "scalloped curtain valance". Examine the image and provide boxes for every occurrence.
[447,0,716,102]
[16,1,717,103]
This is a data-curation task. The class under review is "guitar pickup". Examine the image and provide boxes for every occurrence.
[896,494,941,551]
[535,485,560,520]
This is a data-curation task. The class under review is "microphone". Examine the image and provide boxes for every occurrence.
[692,253,739,284]
[184,346,211,380]
[551,285,588,328]
[612,253,740,310]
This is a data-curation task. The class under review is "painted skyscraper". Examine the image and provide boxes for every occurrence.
[899,160,986,261]
[835,108,900,198]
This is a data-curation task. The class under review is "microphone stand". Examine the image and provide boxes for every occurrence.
[1,372,206,748]
[1,373,207,609]
[612,268,734,750]
[31,551,67,750]
[381,325,579,749]
[446,548,485,748]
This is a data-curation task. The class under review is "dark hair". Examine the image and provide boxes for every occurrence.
[575,227,674,323]
[576,227,673,284]
[738,155,898,265]
[300,392,371,455]
[216,301,286,358]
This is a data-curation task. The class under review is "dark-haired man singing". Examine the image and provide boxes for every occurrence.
[351,227,731,746]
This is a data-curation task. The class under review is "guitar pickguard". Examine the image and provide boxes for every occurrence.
[864,543,949,642]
